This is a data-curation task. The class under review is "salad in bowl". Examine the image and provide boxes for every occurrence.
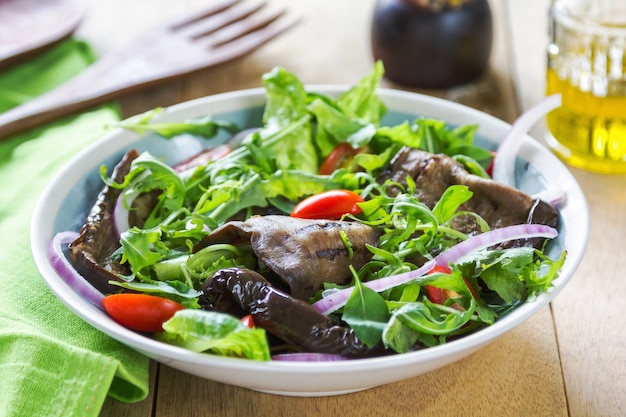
[34,62,587,395]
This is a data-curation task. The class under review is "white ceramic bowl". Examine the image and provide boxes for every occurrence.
[31,87,589,396]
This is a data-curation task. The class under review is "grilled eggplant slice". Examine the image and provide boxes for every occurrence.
[69,150,137,293]
[199,215,381,301]
[200,267,383,357]
[377,148,559,248]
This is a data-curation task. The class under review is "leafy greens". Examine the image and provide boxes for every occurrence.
[98,62,563,359]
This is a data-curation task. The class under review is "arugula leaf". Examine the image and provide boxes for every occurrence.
[391,300,475,336]
[185,244,256,285]
[342,271,390,347]
[416,119,448,154]
[194,174,268,225]
[148,243,255,286]
[120,227,164,278]
[381,317,420,353]
[412,118,488,162]
[525,249,566,299]
[109,280,202,308]
[382,300,475,351]
[432,185,473,224]
[307,62,386,156]
[119,212,206,279]
[457,247,563,304]
[261,170,341,202]
[481,249,534,303]
[453,154,491,178]
[474,298,499,324]
[117,108,240,138]
[110,152,186,228]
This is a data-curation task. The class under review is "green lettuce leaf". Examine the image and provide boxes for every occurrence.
[336,60,387,124]
[308,98,377,156]
[261,66,318,173]
[159,309,270,360]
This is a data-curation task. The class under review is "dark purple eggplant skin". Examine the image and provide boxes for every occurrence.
[200,268,385,358]
[371,0,493,88]
[69,150,138,294]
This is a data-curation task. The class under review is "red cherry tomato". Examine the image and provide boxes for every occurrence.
[426,265,452,304]
[240,314,255,328]
[425,264,479,304]
[319,143,364,175]
[290,189,365,220]
[430,265,452,274]
[463,277,480,300]
[485,151,496,177]
[426,285,447,304]
[102,293,185,333]
[174,144,232,173]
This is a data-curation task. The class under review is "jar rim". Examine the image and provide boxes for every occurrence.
[553,0,626,37]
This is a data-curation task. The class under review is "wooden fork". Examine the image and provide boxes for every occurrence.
[0,0,297,139]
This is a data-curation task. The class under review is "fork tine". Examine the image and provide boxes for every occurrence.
[174,0,267,39]
[205,14,299,62]
[199,7,287,48]
[168,0,241,29]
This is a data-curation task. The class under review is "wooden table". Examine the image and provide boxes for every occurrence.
[73,1,625,416]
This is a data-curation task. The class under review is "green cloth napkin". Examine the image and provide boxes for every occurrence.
[0,40,149,417]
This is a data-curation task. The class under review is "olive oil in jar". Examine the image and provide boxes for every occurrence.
[545,0,626,174]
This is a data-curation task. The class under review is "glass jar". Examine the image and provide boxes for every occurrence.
[546,0,626,174]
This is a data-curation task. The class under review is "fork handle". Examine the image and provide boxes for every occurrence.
[0,52,158,140]
[0,8,298,140]
[0,38,193,140]
[0,78,110,140]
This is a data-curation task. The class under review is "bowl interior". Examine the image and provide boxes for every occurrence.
[31,87,589,396]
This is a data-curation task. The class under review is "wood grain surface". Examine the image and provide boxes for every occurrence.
[69,1,625,416]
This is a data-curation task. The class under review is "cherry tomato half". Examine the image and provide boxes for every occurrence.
[485,151,496,177]
[426,265,453,304]
[463,277,480,300]
[319,143,364,175]
[290,189,365,220]
[102,293,185,333]
[173,144,232,173]
[240,314,255,328]
[430,265,453,274]
[425,264,479,304]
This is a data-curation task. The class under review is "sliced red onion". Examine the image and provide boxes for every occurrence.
[533,187,566,207]
[434,223,557,265]
[312,224,558,315]
[113,194,131,238]
[48,231,105,309]
[492,94,562,187]
[272,353,349,361]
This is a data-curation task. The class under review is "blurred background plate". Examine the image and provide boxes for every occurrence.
[0,0,84,68]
